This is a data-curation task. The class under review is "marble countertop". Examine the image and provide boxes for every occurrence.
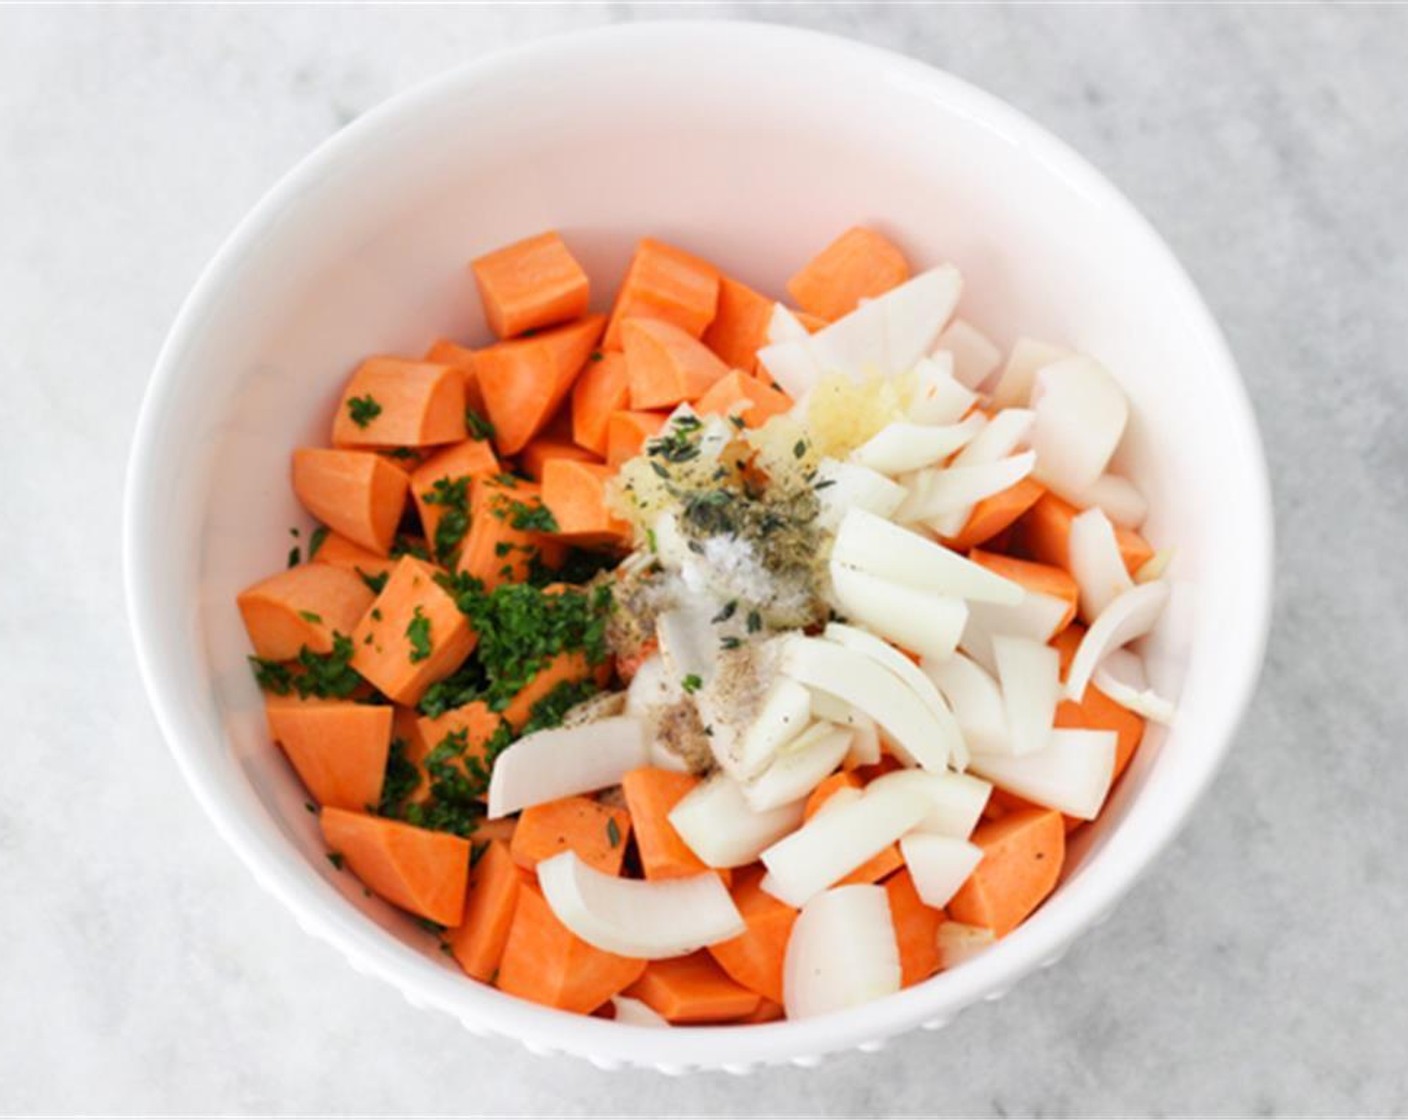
[3,4,1405,1115]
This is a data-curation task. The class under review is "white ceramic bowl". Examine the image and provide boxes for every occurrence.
[124,22,1273,1073]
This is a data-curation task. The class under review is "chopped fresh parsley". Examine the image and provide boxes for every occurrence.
[378,736,421,813]
[417,657,489,719]
[507,499,558,533]
[346,394,382,428]
[390,535,430,561]
[494,541,513,558]
[464,408,495,441]
[406,606,433,664]
[681,673,703,694]
[357,568,388,595]
[606,817,622,848]
[381,446,419,461]
[249,657,294,695]
[422,476,470,565]
[286,546,300,569]
[413,916,448,935]
[307,526,329,559]
[326,852,345,870]
[298,610,323,624]
[303,800,316,814]
[294,634,361,699]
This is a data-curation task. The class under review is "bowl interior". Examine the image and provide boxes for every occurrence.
[127,23,1270,1070]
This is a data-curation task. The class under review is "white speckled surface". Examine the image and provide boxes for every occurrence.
[2,5,1406,1115]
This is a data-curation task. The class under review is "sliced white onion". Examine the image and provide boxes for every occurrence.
[743,722,853,812]
[900,833,984,908]
[933,318,1002,391]
[783,885,901,1019]
[761,780,930,907]
[625,652,674,715]
[902,452,1036,524]
[487,716,649,819]
[930,408,1038,537]
[757,338,824,399]
[611,995,670,1028]
[880,264,965,375]
[656,603,720,687]
[1093,648,1176,725]
[831,507,1024,605]
[766,303,811,344]
[823,622,966,767]
[921,653,1008,756]
[907,354,978,425]
[989,337,1070,410]
[538,851,744,959]
[668,773,807,868]
[1075,473,1148,530]
[1068,507,1135,624]
[866,769,992,839]
[710,675,814,781]
[812,458,908,531]
[937,921,995,968]
[810,692,882,768]
[828,562,969,663]
[809,297,889,380]
[1028,355,1130,499]
[850,415,983,475]
[960,592,1072,674]
[969,728,1116,819]
[1065,579,1171,701]
[780,635,953,773]
[992,635,1061,757]
[1135,548,1173,583]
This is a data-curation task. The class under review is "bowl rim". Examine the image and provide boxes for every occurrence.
[123,19,1274,1073]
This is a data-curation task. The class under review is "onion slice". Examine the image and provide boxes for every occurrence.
[611,996,670,1028]
[704,674,813,781]
[538,851,744,959]
[783,885,901,1020]
[929,408,1037,537]
[487,716,649,819]
[921,652,1008,756]
[937,921,995,968]
[933,317,1002,391]
[766,303,811,344]
[743,721,853,812]
[757,338,824,399]
[823,622,966,767]
[907,354,977,425]
[828,562,968,663]
[1029,355,1130,499]
[813,459,908,530]
[902,452,1036,524]
[969,728,1116,819]
[900,833,983,908]
[1076,473,1148,529]
[880,264,965,374]
[811,692,883,768]
[780,635,953,772]
[1065,579,1172,701]
[669,773,806,868]
[832,507,1024,605]
[866,769,992,839]
[850,416,983,475]
[992,635,1061,757]
[1093,648,1176,725]
[761,780,931,907]
[960,592,1072,674]
[1068,507,1135,624]
[989,336,1070,410]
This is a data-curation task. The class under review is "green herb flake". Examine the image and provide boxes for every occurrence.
[307,526,329,559]
[414,916,448,935]
[465,408,495,441]
[793,439,807,459]
[423,476,471,565]
[326,852,345,870]
[606,817,622,848]
[747,609,763,634]
[720,635,742,651]
[286,546,300,569]
[590,350,604,362]
[711,600,738,624]
[406,606,433,664]
[248,656,294,695]
[298,610,324,624]
[508,500,558,533]
[346,394,383,429]
[649,460,671,481]
[358,569,389,595]
[645,527,658,554]
[303,800,316,813]
[681,673,703,694]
